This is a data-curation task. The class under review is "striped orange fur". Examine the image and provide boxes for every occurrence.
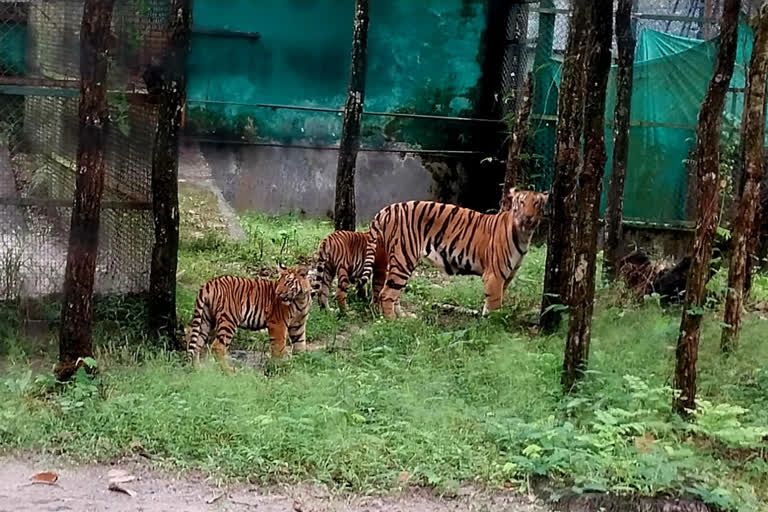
[313,230,386,312]
[186,266,313,370]
[361,188,548,318]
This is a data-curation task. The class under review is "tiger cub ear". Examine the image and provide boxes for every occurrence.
[276,262,288,274]
[508,187,517,198]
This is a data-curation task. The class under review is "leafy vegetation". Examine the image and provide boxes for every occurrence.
[1,189,767,510]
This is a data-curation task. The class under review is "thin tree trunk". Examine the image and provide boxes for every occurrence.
[540,2,589,333]
[334,0,369,231]
[561,0,613,392]
[148,0,191,343]
[501,73,533,210]
[604,0,637,280]
[56,0,116,381]
[675,0,741,417]
[721,2,768,353]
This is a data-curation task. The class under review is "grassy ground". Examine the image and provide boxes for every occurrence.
[1,185,767,511]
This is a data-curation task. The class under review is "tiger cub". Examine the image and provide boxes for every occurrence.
[186,265,313,370]
[313,230,386,312]
[361,188,548,319]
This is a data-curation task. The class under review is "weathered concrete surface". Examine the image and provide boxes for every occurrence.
[191,139,435,223]
[178,140,246,240]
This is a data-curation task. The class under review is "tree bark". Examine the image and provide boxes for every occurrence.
[604,0,637,281]
[540,2,589,333]
[675,0,741,417]
[148,0,191,343]
[56,0,116,381]
[721,1,768,353]
[500,73,533,210]
[334,0,369,231]
[561,0,613,392]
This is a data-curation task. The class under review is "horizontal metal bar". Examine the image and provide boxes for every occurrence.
[187,137,484,156]
[0,197,151,210]
[633,12,717,23]
[186,99,504,124]
[529,7,568,14]
[192,27,261,40]
[188,99,340,114]
[366,110,502,123]
[0,85,78,97]
[622,218,694,231]
[0,76,78,88]
[530,6,717,23]
[532,114,700,131]
[0,84,150,98]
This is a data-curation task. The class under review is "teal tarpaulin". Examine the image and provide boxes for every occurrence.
[533,20,755,224]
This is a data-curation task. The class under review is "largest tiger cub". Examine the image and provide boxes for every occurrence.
[186,266,313,370]
[361,188,548,319]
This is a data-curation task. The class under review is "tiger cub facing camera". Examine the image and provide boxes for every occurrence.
[186,265,313,370]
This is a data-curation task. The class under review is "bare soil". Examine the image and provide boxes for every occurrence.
[0,455,548,512]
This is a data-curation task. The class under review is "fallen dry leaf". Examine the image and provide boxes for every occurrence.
[108,482,137,497]
[293,500,304,512]
[107,469,129,479]
[397,471,410,484]
[29,472,58,484]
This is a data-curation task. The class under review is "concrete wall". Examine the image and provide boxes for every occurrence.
[193,140,437,223]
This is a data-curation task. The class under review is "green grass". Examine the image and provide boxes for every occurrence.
[1,201,768,511]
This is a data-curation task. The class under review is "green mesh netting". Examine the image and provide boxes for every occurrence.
[532,19,755,224]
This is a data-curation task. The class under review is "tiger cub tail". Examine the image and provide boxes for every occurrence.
[186,283,213,364]
[360,218,382,285]
[313,238,332,309]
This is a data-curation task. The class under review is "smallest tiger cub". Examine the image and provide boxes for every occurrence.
[186,265,313,371]
[313,230,386,312]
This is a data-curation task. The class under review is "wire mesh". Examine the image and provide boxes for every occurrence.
[501,2,530,115]
[0,0,170,302]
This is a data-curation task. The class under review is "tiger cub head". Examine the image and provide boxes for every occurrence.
[275,264,313,305]
[508,188,549,232]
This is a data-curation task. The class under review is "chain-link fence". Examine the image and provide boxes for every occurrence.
[0,0,173,302]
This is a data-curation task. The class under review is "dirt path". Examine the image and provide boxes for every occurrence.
[0,456,548,512]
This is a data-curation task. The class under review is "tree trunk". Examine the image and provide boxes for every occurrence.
[603,0,637,281]
[675,0,741,417]
[56,0,116,381]
[148,0,191,344]
[561,0,613,392]
[540,2,589,333]
[721,2,768,353]
[334,0,369,231]
[500,73,533,210]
